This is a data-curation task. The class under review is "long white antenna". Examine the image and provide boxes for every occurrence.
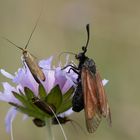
[24,10,42,49]
[48,106,68,140]
[2,36,24,51]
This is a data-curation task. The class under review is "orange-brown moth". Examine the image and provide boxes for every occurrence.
[62,24,111,133]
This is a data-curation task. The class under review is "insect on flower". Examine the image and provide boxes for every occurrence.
[62,24,112,133]
[32,97,56,127]
[2,14,45,84]
[32,97,56,116]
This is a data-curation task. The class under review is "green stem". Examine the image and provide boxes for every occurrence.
[45,119,54,140]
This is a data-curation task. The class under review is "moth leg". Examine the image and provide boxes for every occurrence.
[62,64,79,70]
[62,64,80,83]
[67,67,79,75]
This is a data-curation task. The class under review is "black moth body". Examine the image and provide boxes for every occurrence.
[72,82,84,112]
[62,24,111,133]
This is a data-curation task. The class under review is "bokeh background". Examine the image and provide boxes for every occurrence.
[0,0,140,140]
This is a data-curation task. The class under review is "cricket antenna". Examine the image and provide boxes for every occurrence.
[25,11,42,49]
[82,24,90,53]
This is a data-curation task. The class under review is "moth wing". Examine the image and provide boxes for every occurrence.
[81,67,102,133]
[95,72,112,125]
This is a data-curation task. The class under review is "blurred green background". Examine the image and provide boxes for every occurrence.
[0,0,140,140]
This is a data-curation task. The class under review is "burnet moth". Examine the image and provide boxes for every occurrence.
[62,24,111,133]
[2,14,45,83]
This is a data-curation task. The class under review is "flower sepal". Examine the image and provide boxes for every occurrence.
[9,83,75,127]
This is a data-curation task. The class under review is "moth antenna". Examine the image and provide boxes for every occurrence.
[2,36,24,51]
[85,24,90,49]
[59,52,77,58]
[25,10,42,49]
[58,51,77,63]
[48,106,68,140]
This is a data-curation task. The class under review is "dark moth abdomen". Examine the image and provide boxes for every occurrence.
[72,82,84,112]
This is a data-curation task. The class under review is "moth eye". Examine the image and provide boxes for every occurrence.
[82,46,85,51]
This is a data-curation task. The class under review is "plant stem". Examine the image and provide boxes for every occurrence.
[45,119,54,140]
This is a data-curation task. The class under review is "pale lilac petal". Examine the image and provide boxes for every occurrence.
[5,107,17,133]
[54,68,67,90]
[0,92,7,101]
[0,82,19,103]
[3,82,15,93]
[39,56,53,69]
[0,69,14,79]
[0,92,11,102]
[13,65,38,96]
[16,84,24,93]
[102,79,109,86]
[59,108,73,117]
[13,68,25,83]
[42,70,55,93]
[62,79,74,94]
[63,71,78,86]
[62,65,78,83]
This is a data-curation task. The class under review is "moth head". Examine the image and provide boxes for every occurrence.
[22,50,29,58]
[75,46,87,60]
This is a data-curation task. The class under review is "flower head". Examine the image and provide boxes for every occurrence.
[0,56,77,133]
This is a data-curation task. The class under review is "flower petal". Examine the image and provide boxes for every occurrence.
[13,68,25,84]
[13,65,38,96]
[42,70,55,93]
[0,82,18,103]
[5,107,17,133]
[59,108,73,117]
[102,79,109,86]
[39,56,53,69]
[54,68,67,90]
[62,79,74,94]
[0,69,14,79]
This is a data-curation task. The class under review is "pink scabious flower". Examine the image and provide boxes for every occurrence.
[0,56,77,133]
